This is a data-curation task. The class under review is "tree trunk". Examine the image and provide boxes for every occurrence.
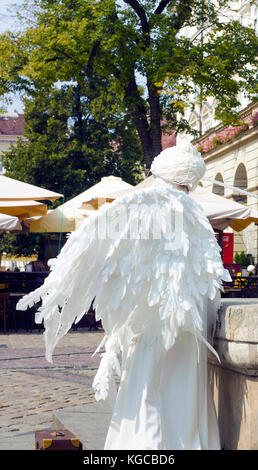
[74,83,83,143]
[124,74,162,171]
[134,116,157,171]
[148,83,162,163]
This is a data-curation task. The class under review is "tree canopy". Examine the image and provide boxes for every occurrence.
[2,83,144,202]
[0,232,45,259]
[0,0,257,169]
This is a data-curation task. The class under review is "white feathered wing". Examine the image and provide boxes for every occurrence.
[17,179,230,400]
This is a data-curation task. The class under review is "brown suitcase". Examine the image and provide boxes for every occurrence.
[35,429,83,450]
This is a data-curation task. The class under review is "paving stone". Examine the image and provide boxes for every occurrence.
[0,328,104,450]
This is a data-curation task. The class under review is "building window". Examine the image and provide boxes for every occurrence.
[212,173,225,196]
[200,103,214,134]
[233,163,248,204]
[189,111,200,133]
[190,119,198,130]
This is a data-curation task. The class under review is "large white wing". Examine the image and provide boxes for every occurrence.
[17,178,230,369]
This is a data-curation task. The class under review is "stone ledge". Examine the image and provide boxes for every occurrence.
[217,302,258,342]
[209,299,258,375]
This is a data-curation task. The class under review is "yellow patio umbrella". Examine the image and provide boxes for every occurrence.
[0,200,47,220]
[0,174,63,228]
[231,214,258,232]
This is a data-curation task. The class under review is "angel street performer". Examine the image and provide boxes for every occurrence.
[17,140,231,450]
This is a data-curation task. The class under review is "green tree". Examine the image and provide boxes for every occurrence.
[234,251,251,268]
[2,84,144,202]
[0,232,45,258]
[0,0,256,168]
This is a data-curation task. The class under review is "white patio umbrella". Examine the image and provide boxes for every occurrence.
[190,186,258,231]
[27,174,258,233]
[0,175,63,201]
[0,213,22,232]
[28,176,134,232]
[134,176,258,231]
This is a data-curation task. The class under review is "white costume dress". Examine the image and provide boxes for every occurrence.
[17,141,230,450]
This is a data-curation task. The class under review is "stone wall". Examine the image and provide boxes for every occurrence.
[208,299,258,450]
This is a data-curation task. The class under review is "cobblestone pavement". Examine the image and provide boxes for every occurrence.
[0,328,105,443]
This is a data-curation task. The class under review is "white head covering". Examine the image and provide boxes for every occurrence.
[150,140,206,192]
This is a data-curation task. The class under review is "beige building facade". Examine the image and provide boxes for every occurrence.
[193,102,258,263]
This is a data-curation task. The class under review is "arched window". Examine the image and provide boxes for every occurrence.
[212,173,224,196]
[189,111,200,131]
[233,163,248,204]
[201,105,212,133]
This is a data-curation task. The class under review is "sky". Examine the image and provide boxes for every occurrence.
[0,0,24,33]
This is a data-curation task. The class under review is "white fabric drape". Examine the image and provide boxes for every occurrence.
[103,297,220,450]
